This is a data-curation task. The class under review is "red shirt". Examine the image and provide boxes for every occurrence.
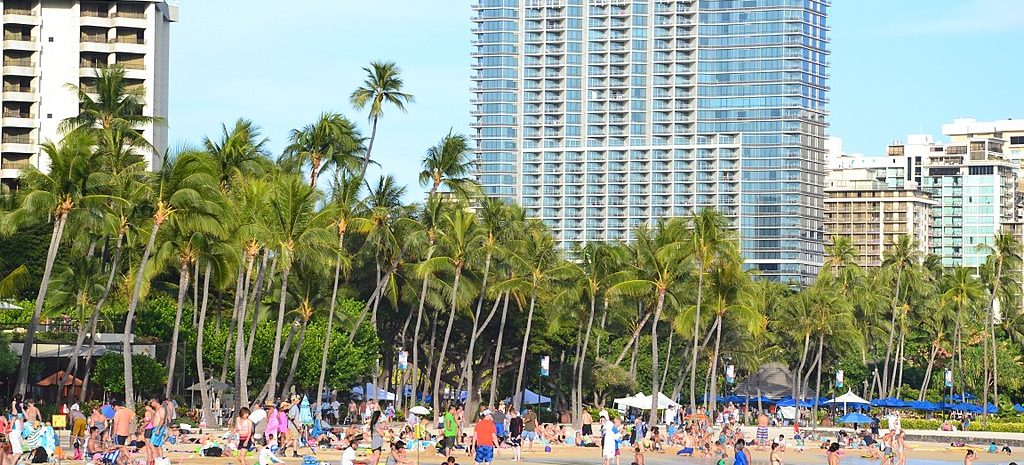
[475,419,497,447]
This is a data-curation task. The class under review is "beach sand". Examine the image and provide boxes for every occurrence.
[116,438,1015,465]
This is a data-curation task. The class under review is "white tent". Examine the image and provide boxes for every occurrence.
[614,392,678,410]
[825,390,870,405]
[613,392,646,409]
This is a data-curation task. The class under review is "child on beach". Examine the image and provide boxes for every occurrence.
[631,445,645,465]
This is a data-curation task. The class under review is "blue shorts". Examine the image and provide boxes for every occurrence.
[496,424,506,437]
[475,445,494,464]
[522,431,537,441]
[151,426,167,447]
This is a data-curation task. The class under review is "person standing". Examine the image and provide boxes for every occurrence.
[230,407,254,465]
[580,407,593,442]
[369,410,387,465]
[442,405,459,456]
[600,411,618,465]
[492,406,507,445]
[473,410,499,465]
[734,440,751,465]
[507,408,524,462]
[522,408,538,452]
[111,400,135,446]
[69,403,87,446]
[24,400,40,423]
[827,442,842,465]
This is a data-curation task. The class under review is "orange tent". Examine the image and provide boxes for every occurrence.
[36,371,84,398]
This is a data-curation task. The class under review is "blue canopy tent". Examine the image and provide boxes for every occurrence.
[505,389,551,406]
[351,383,396,400]
[871,397,910,408]
[701,393,726,403]
[907,400,941,412]
[1014,404,1024,413]
[948,402,982,413]
[837,412,873,424]
[945,393,977,402]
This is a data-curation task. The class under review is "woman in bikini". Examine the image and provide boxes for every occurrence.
[231,407,254,465]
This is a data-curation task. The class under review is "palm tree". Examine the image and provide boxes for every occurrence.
[941,267,985,399]
[686,208,729,412]
[824,236,858,276]
[977,233,1022,410]
[7,133,111,397]
[805,284,860,424]
[316,173,370,418]
[430,209,482,417]
[60,65,160,146]
[705,245,753,418]
[880,234,921,396]
[917,309,950,400]
[285,112,363,188]
[256,174,334,400]
[610,219,689,425]
[501,224,566,411]
[350,61,414,180]
[203,118,271,191]
[0,265,28,298]
[419,131,477,198]
[123,150,223,407]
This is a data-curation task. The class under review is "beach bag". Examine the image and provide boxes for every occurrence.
[203,446,223,457]
[302,456,318,465]
[30,446,47,463]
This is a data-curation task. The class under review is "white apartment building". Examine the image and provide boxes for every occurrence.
[0,0,176,190]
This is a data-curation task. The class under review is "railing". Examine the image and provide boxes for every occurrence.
[115,11,146,19]
[4,59,34,67]
[3,8,35,16]
[116,37,145,44]
[2,157,32,169]
[3,135,33,144]
[3,86,32,93]
[3,111,32,118]
[118,61,145,70]
[80,34,107,43]
[4,33,32,41]
[81,9,109,18]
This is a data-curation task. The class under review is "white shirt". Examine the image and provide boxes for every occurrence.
[341,447,357,465]
[249,408,267,426]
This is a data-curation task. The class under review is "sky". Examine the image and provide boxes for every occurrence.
[168,0,1024,197]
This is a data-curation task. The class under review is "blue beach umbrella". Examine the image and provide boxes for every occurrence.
[1013,404,1024,413]
[837,412,873,424]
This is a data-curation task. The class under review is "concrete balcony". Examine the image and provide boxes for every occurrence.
[2,39,40,52]
[2,115,36,128]
[0,141,37,154]
[79,15,115,28]
[2,89,37,101]
[2,13,41,26]
[112,39,147,54]
[80,40,114,53]
[2,62,37,76]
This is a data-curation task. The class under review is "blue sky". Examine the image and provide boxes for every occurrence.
[168,0,1024,196]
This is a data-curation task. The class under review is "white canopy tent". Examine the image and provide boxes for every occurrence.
[614,392,678,410]
[825,390,870,414]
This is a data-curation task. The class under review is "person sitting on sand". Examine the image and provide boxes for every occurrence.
[770,442,784,465]
[631,445,645,465]
[1002,444,1012,455]
[989,442,998,454]
[827,442,841,465]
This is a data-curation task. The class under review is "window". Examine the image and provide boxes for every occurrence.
[1010,136,1024,145]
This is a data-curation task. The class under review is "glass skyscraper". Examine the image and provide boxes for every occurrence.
[472,0,830,283]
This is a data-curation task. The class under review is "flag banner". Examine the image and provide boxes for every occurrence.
[398,351,408,370]
[541,356,550,377]
[725,365,735,384]
[835,369,844,388]
[944,369,953,388]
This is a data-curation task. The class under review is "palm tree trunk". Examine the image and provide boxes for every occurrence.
[460,253,492,417]
[282,319,309,397]
[357,116,379,181]
[259,265,291,402]
[614,311,652,365]
[811,333,825,428]
[660,326,675,390]
[234,253,256,407]
[317,230,346,418]
[244,252,270,369]
[882,273,902,397]
[689,263,705,412]
[196,262,217,426]
[895,329,907,396]
[78,230,124,402]
[432,267,462,423]
[220,289,236,384]
[123,218,161,408]
[347,259,395,343]
[991,313,999,407]
[489,291,511,406]
[649,289,667,426]
[165,261,191,399]
[596,297,608,360]
[410,269,430,409]
[707,313,724,418]
[513,280,539,411]
[920,341,939,401]
[955,304,965,398]
[15,212,68,397]
[793,332,811,423]
[576,294,597,426]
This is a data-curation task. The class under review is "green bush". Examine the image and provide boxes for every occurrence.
[92,352,166,396]
[881,418,1024,432]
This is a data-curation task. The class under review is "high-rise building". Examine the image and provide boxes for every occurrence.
[471,0,830,283]
[0,0,177,190]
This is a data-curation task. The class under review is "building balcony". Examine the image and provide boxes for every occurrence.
[1,141,36,153]
[2,38,39,52]
[2,61,36,76]
[2,113,36,127]
[2,88,36,101]
[3,12,41,26]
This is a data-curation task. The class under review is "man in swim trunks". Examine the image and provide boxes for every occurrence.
[756,413,769,451]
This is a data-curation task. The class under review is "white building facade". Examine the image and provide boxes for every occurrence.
[0,0,176,190]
